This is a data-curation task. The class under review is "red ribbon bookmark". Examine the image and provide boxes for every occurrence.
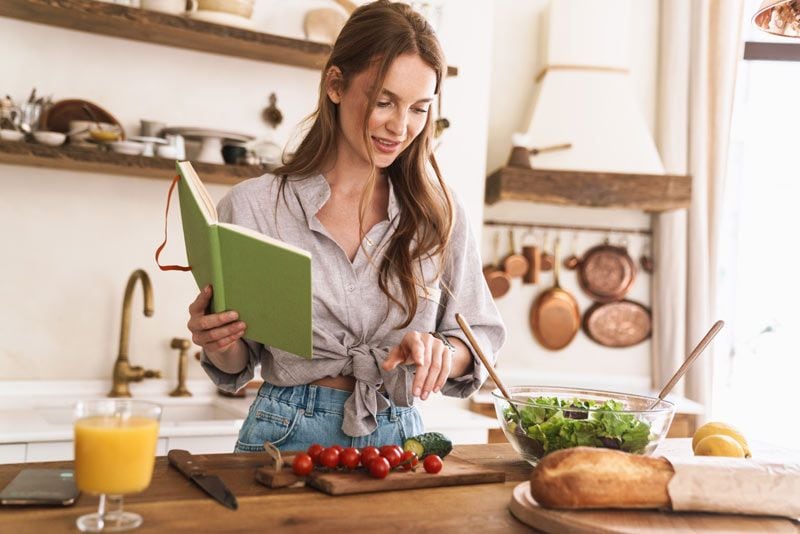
[155,174,191,272]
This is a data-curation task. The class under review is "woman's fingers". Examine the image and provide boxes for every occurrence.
[434,344,452,394]
[187,286,246,351]
[188,285,212,316]
[410,333,432,398]
[420,341,444,400]
[381,346,405,371]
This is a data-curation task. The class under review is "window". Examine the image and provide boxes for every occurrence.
[714,0,800,449]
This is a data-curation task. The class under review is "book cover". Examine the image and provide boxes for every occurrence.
[175,161,313,358]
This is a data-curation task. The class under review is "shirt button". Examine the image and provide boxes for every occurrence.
[346,284,355,292]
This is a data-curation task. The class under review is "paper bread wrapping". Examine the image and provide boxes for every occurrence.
[667,457,800,517]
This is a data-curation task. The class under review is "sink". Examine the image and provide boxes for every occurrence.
[35,400,246,426]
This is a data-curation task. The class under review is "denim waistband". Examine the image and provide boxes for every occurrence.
[257,382,413,420]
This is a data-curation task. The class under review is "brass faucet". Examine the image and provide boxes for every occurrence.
[169,338,192,397]
[109,269,162,398]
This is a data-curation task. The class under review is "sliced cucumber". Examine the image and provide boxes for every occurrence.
[403,431,453,459]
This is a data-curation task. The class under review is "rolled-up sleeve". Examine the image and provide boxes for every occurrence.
[199,338,263,393]
[436,193,506,398]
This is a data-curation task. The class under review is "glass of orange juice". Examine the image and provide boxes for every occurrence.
[74,400,162,532]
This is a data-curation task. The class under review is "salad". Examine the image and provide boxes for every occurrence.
[503,396,653,456]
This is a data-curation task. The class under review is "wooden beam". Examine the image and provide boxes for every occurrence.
[485,166,691,212]
[0,140,268,185]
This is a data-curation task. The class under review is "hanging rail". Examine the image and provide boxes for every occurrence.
[484,219,652,236]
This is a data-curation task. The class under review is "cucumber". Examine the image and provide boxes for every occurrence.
[403,432,453,459]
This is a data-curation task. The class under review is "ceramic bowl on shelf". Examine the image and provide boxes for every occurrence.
[0,129,25,142]
[32,131,67,146]
[493,385,675,466]
[110,140,146,156]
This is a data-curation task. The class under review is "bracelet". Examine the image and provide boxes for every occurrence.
[430,331,456,353]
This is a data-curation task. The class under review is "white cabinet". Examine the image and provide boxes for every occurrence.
[0,443,26,464]
[166,436,235,454]
[26,441,73,462]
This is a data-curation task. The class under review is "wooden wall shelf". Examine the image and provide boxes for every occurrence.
[0,140,269,185]
[0,0,458,75]
[486,166,692,212]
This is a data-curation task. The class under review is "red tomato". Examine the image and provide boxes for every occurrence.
[340,448,361,470]
[382,448,402,469]
[331,444,345,454]
[423,454,443,474]
[368,456,390,479]
[319,447,341,469]
[291,453,314,476]
[398,450,419,472]
[379,444,403,458]
[361,446,380,468]
[307,443,324,465]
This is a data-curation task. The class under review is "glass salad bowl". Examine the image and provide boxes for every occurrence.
[492,385,675,466]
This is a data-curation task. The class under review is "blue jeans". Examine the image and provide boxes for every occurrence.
[234,382,424,452]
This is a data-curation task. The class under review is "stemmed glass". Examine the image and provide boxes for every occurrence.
[73,400,162,532]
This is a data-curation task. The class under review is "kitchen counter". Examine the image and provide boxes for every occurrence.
[0,380,499,463]
[1,441,798,533]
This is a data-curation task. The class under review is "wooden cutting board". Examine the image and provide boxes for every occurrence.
[258,455,505,496]
[508,482,799,533]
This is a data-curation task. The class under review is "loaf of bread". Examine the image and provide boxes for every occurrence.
[530,447,675,509]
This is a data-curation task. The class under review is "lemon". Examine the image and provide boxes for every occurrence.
[692,421,751,458]
[693,434,746,457]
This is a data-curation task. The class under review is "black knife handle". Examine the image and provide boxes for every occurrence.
[168,449,205,478]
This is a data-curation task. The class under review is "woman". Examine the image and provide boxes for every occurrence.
[188,0,506,451]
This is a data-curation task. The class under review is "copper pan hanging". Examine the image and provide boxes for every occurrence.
[529,240,580,350]
[577,242,637,302]
[582,299,651,348]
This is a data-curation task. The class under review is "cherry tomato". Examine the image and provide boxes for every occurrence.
[292,453,314,476]
[331,444,345,454]
[307,443,324,465]
[368,456,390,479]
[361,446,380,468]
[423,454,443,474]
[319,447,341,469]
[382,448,402,469]
[340,448,361,470]
[379,444,403,458]
[398,450,419,472]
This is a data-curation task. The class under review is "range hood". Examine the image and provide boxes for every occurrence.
[486,0,690,212]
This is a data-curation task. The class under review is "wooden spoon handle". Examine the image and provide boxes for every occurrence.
[656,320,725,402]
[455,313,511,400]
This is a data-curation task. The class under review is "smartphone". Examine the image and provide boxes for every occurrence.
[0,468,80,506]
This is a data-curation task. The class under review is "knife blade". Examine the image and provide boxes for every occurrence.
[168,449,238,510]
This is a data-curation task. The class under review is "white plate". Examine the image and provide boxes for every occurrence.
[128,136,168,144]
[186,10,255,29]
[161,126,254,143]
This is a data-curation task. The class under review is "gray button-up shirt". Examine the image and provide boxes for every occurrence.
[200,173,506,436]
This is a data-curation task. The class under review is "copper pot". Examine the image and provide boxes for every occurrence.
[530,240,580,350]
[582,300,651,347]
[576,243,636,302]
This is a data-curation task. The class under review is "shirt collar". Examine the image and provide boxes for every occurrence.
[290,173,400,226]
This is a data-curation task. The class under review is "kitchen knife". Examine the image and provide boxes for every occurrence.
[167,449,238,510]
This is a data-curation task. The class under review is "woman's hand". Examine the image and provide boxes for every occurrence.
[187,285,248,373]
[381,331,452,400]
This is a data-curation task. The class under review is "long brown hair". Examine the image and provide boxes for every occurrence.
[275,0,454,328]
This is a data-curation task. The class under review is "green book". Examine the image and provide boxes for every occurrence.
[175,161,313,358]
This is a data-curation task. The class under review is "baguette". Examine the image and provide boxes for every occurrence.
[530,447,674,509]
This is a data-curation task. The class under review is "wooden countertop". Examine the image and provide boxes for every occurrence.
[2,441,798,533]
[0,444,533,533]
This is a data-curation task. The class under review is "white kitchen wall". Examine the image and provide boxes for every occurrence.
[484,0,661,392]
[0,0,492,381]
